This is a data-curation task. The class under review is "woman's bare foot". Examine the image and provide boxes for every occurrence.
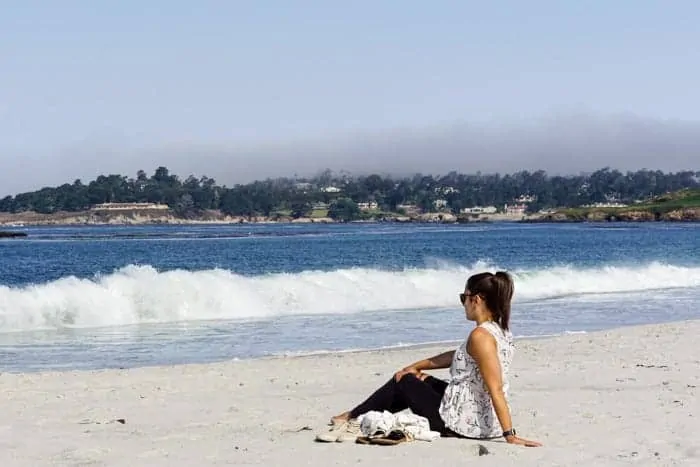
[330,411,351,426]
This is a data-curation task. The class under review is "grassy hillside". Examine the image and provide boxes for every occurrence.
[638,188,700,211]
[554,188,700,221]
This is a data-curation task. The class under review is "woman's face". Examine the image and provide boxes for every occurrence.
[461,289,477,321]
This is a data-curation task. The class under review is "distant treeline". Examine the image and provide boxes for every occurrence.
[1,167,699,219]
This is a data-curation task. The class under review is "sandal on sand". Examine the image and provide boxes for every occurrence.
[367,430,410,446]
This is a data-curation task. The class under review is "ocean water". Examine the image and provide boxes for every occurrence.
[0,222,699,373]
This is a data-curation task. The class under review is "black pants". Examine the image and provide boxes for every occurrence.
[349,374,459,436]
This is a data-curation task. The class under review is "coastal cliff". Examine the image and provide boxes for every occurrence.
[2,207,698,226]
[534,189,700,223]
[0,209,327,226]
[0,209,534,226]
[536,208,700,222]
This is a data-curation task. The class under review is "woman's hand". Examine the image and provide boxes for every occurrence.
[393,351,455,383]
[505,435,542,447]
[394,366,423,382]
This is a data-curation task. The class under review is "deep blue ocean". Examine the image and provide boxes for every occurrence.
[1,222,699,372]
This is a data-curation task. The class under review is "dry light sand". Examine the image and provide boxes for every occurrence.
[2,320,699,466]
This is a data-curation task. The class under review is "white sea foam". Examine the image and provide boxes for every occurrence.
[1,261,699,332]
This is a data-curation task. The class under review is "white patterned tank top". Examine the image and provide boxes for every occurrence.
[438,321,514,438]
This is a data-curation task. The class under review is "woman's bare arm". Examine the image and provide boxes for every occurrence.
[395,350,455,381]
[413,350,455,371]
[468,328,542,447]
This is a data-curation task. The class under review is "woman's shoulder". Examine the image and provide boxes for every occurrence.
[467,324,491,338]
[474,322,513,344]
[466,325,498,350]
[476,320,507,334]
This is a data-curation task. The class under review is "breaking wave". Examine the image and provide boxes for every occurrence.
[1,261,699,332]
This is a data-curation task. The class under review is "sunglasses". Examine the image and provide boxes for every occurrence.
[459,292,477,304]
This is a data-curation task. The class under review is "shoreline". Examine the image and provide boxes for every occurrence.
[2,319,699,466]
[0,211,537,226]
[2,217,700,228]
[262,318,695,363]
[232,330,583,364]
[2,211,700,227]
[0,320,685,375]
[2,203,700,227]
[3,319,694,376]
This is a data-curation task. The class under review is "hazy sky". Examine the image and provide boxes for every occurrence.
[2,1,699,194]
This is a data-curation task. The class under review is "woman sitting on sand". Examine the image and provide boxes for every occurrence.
[317,271,541,447]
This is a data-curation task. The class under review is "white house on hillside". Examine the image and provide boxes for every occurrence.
[433,199,448,209]
[461,206,497,215]
[504,203,528,215]
[357,201,379,211]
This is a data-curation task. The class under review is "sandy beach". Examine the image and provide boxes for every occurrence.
[2,320,699,466]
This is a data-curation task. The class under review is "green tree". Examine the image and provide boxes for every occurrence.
[328,198,360,221]
[2,166,699,217]
[290,200,312,219]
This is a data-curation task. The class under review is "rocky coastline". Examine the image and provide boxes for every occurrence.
[1,206,699,227]
[0,208,544,226]
[528,207,700,223]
